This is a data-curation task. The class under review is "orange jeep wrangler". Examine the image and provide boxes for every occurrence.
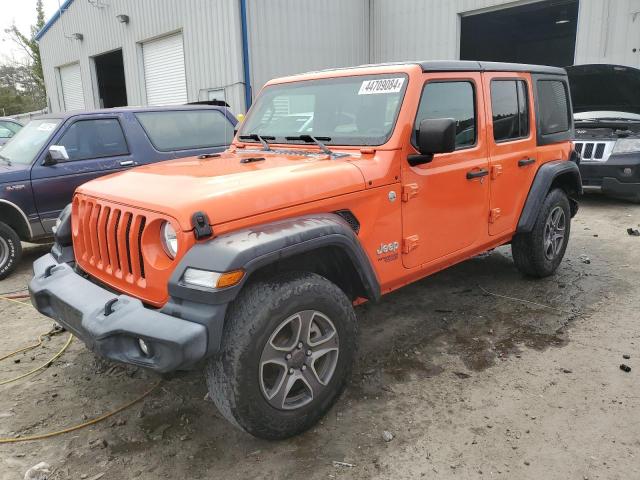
[30,61,581,439]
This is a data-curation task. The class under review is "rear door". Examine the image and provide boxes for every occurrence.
[401,73,490,268]
[31,115,134,232]
[483,72,538,236]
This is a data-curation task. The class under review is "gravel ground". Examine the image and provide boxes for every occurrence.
[0,195,638,480]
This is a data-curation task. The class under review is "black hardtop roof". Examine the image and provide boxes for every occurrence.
[419,60,566,75]
[298,60,566,76]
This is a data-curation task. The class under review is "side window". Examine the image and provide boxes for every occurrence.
[135,110,234,152]
[490,80,529,142]
[0,121,20,138]
[414,81,476,149]
[56,119,128,161]
[537,80,570,134]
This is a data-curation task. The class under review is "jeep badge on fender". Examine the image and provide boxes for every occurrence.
[30,61,580,440]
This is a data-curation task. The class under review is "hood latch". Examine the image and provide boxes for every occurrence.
[191,211,213,240]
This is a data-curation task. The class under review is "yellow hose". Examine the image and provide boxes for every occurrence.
[0,294,161,443]
[0,333,73,386]
[0,381,161,443]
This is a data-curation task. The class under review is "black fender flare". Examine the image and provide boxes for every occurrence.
[168,213,381,305]
[516,160,582,233]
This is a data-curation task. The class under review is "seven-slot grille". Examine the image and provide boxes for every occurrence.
[574,141,608,161]
[74,197,147,286]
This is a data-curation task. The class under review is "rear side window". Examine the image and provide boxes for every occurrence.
[490,80,529,142]
[537,80,570,135]
[57,119,129,161]
[414,81,476,149]
[136,110,234,152]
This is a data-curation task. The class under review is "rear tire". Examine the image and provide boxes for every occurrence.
[512,188,571,278]
[0,222,22,280]
[206,271,357,440]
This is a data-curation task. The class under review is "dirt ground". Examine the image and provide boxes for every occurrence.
[0,195,639,480]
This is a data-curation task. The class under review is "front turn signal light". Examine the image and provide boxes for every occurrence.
[182,268,244,289]
[216,269,245,288]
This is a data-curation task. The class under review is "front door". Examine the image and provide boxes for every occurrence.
[31,116,134,233]
[482,73,538,236]
[401,73,490,268]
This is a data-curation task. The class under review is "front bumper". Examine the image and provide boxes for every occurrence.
[29,254,225,373]
[579,154,640,201]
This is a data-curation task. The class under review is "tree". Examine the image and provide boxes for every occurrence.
[2,0,47,113]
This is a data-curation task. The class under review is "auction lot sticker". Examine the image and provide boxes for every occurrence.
[358,78,405,95]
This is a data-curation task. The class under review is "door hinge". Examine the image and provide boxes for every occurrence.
[401,183,419,202]
[402,235,420,254]
[489,208,502,224]
[491,164,503,180]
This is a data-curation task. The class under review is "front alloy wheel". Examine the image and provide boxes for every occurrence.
[206,272,357,439]
[260,310,339,410]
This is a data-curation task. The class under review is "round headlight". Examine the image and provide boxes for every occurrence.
[160,222,178,259]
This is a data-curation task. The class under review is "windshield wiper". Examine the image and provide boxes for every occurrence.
[238,134,274,151]
[0,154,11,166]
[285,135,333,156]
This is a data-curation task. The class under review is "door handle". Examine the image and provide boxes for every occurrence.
[466,168,489,180]
[518,158,536,167]
[120,160,134,167]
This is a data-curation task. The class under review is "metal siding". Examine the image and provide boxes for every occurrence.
[38,0,245,113]
[246,0,370,98]
[372,0,640,68]
[37,0,640,115]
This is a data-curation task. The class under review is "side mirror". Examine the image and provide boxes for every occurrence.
[44,145,69,166]
[408,118,457,166]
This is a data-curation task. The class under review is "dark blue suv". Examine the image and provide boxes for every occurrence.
[0,105,237,279]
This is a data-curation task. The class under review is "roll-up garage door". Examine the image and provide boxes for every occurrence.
[60,63,85,111]
[143,33,188,105]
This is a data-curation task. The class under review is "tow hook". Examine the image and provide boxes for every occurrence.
[104,298,118,316]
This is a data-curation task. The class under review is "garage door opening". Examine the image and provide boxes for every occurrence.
[460,0,579,67]
[94,49,128,108]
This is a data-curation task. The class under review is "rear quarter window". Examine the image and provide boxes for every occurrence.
[135,110,234,152]
[537,80,570,135]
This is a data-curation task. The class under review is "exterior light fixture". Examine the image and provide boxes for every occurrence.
[116,14,129,24]
[71,33,84,40]
[555,19,570,24]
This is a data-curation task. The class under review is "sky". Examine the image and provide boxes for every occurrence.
[0,0,60,63]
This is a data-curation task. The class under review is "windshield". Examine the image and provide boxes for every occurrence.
[239,74,408,146]
[0,118,60,164]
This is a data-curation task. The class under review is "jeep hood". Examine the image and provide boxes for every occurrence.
[76,150,366,229]
[566,64,640,116]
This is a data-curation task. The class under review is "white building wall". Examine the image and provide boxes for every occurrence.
[39,0,245,113]
[246,0,370,98]
[371,0,640,68]
[38,0,640,114]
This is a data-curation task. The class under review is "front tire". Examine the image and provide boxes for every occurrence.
[0,222,22,280]
[206,272,357,440]
[512,188,571,278]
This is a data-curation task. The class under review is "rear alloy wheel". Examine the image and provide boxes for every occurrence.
[0,222,22,280]
[206,272,357,440]
[512,188,571,278]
